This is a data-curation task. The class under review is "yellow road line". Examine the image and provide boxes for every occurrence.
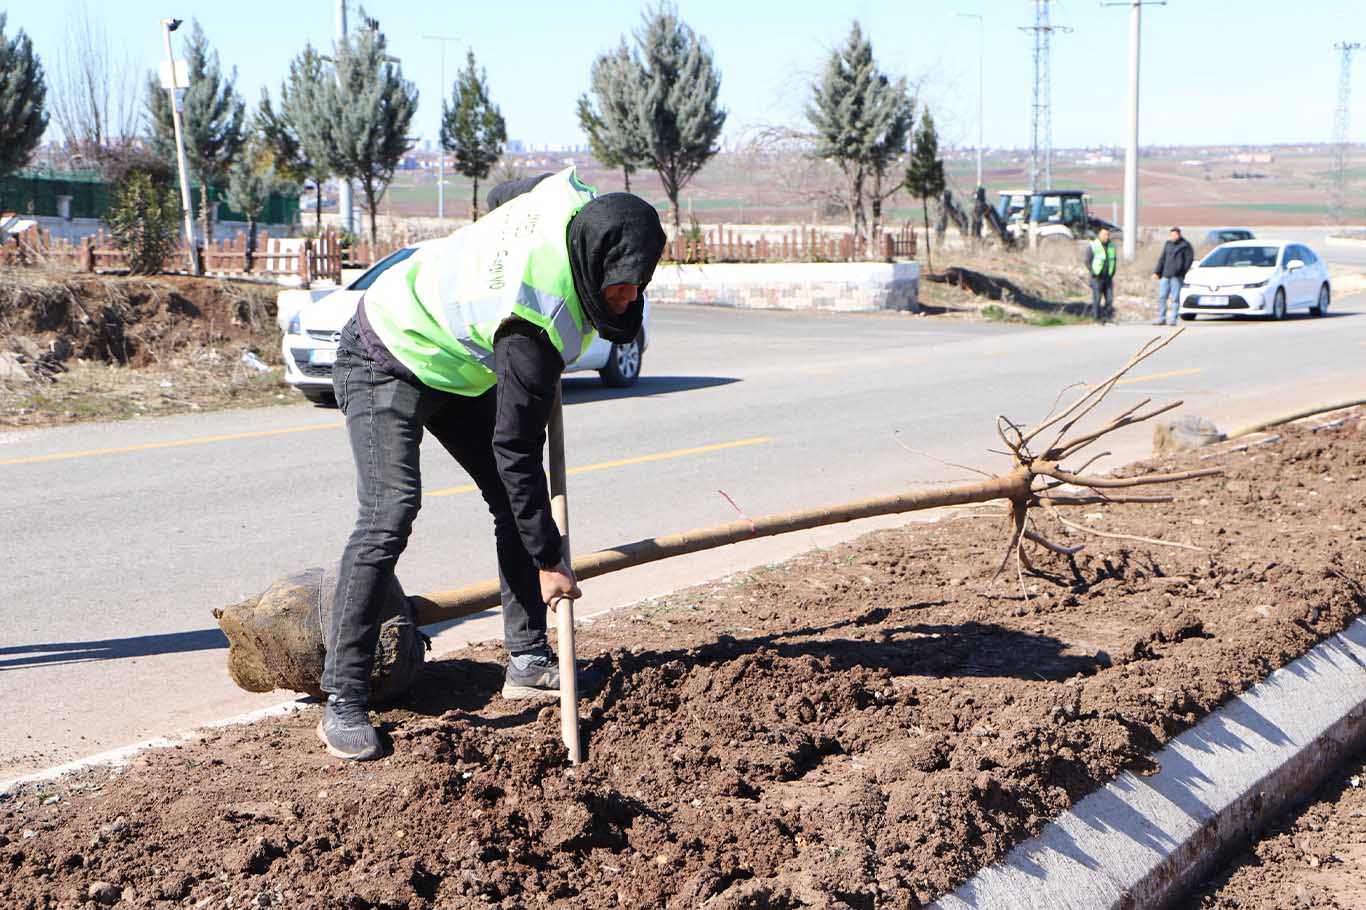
[428,436,774,498]
[1084,367,1202,390]
[0,422,345,467]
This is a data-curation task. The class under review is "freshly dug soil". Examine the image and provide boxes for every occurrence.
[2,416,1364,910]
[0,272,286,428]
[1192,749,1366,909]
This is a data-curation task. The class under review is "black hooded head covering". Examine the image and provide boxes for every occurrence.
[567,193,667,343]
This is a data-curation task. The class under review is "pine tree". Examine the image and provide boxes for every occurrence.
[904,108,945,273]
[632,3,726,236]
[440,51,506,221]
[225,140,281,269]
[316,16,417,245]
[577,42,646,191]
[145,20,247,252]
[807,22,911,255]
[0,14,48,182]
[271,45,333,232]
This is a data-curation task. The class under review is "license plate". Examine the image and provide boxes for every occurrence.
[1203,295,1229,307]
[309,348,337,366]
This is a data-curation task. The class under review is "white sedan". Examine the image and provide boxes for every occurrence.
[280,246,649,403]
[1178,240,1332,321]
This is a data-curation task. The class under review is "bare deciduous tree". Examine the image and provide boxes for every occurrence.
[48,5,139,161]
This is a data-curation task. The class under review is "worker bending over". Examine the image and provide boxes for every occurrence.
[319,168,666,761]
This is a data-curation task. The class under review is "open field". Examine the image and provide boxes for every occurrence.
[377,145,1366,231]
[2,414,1364,909]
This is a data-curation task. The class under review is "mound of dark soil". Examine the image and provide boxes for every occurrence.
[2,417,1364,910]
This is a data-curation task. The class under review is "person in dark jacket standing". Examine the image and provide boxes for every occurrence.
[1151,227,1194,326]
[1083,227,1118,322]
[317,168,666,761]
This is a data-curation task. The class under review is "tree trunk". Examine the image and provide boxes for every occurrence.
[921,197,933,274]
[472,176,480,222]
[246,219,257,273]
[364,179,378,247]
[623,166,631,193]
[314,182,322,232]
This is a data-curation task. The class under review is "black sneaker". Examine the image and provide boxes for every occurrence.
[316,695,382,761]
[502,649,603,700]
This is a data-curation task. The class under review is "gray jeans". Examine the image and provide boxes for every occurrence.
[1157,276,1183,324]
[321,321,547,700]
[1089,277,1114,322]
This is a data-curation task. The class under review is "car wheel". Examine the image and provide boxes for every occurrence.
[1179,313,1196,322]
[302,388,337,407]
[1271,288,1286,321]
[1311,284,1330,317]
[598,335,643,388]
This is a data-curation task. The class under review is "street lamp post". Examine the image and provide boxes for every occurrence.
[421,35,463,226]
[159,18,200,275]
[1104,0,1165,261]
[956,13,985,190]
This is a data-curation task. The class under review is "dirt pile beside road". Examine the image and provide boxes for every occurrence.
[2,415,1364,910]
[0,271,285,427]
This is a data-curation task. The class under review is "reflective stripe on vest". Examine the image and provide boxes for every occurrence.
[1090,240,1116,277]
[362,167,597,396]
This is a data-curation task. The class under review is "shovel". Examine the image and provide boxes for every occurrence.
[546,382,582,764]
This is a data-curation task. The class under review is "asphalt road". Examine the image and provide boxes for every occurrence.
[3,280,1365,781]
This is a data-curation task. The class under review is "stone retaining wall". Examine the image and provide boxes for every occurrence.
[646,261,920,312]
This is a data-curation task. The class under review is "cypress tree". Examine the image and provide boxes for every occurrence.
[577,42,646,191]
[632,2,726,236]
[0,14,49,183]
[316,16,417,245]
[259,56,328,232]
[225,141,280,268]
[807,22,910,254]
[440,50,506,221]
[904,108,946,272]
[145,20,247,250]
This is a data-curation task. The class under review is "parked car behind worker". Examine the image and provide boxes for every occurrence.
[1178,240,1331,321]
[279,246,650,403]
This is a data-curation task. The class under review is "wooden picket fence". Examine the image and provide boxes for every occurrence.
[666,224,917,264]
[1,225,349,287]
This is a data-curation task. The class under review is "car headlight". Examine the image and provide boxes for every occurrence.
[1242,280,1268,289]
[287,312,302,335]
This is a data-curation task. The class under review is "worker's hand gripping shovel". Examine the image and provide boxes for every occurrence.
[547,383,582,765]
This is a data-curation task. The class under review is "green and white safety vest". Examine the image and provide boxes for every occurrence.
[1089,239,1117,278]
[362,167,598,396]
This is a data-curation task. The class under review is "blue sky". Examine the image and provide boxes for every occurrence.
[7,0,1364,152]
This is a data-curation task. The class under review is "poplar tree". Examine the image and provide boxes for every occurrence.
[807,22,910,254]
[904,108,945,272]
[145,20,247,249]
[577,42,646,191]
[631,3,726,236]
[317,17,417,245]
[440,50,506,221]
[0,14,49,182]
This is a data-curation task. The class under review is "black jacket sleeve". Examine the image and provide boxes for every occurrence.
[1153,245,1167,276]
[492,327,564,569]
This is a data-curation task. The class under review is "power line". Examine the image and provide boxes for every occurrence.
[1019,0,1070,193]
[1331,41,1360,222]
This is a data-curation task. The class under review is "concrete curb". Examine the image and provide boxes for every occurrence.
[932,618,1366,910]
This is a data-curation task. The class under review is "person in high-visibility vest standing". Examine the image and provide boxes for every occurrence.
[1083,227,1118,323]
[316,168,666,761]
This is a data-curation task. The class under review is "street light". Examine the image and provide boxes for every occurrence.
[955,12,985,190]
[421,35,463,225]
[159,17,200,274]
[1103,0,1166,261]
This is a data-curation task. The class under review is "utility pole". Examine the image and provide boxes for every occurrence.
[159,18,200,275]
[1019,1,1070,193]
[1331,42,1361,223]
[1105,0,1165,262]
[421,35,463,226]
[956,13,985,189]
[335,0,354,235]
